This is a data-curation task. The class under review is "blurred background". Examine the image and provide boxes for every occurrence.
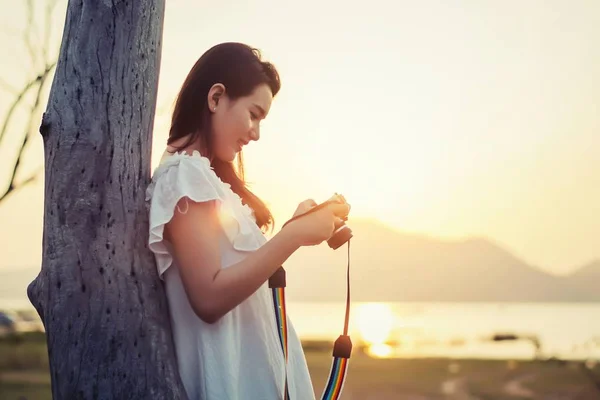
[1,0,599,398]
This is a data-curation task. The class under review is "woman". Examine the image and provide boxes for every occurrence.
[146,42,350,399]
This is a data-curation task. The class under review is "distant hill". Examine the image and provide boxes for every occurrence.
[281,218,600,302]
[1,219,599,304]
[563,260,600,299]
[0,266,40,307]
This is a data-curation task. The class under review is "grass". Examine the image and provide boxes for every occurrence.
[306,351,600,399]
[0,378,52,400]
[1,332,600,399]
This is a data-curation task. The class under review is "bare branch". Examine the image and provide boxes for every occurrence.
[0,182,16,204]
[0,62,56,148]
[0,167,42,203]
[42,0,60,63]
[0,62,52,204]
[0,122,32,204]
[0,0,59,205]
[25,0,40,74]
[0,78,41,147]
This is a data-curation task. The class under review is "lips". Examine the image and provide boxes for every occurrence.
[237,140,249,152]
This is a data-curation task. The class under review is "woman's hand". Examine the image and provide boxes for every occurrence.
[291,199,318,218]
[284,197,350,247]
[291,194,348,219]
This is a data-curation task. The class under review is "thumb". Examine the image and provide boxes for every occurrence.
[303,199,318,207]
[328,202,350,218]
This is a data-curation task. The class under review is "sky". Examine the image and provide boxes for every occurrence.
[0,0,598,276]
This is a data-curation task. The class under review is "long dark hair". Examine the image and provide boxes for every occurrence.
[168,43,280,232]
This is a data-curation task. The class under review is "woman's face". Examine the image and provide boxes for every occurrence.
[209,83,273,162]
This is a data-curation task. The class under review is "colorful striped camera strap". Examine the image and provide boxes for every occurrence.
[269,241,353,400]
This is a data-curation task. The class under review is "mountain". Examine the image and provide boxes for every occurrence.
[0,265,40,308]
[282,218,599,302]
[564,260,600,299]
[1,219,598,304]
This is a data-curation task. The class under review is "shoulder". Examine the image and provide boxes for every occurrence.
[145,150,227,204]
[145,149,265,255]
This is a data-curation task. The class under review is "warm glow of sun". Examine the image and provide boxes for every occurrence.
[356,303,394,346]
[367,343,394,358]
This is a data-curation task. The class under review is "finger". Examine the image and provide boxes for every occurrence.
[334,216,346,230]
[328,193,344,204]
[328,203,350,218]
[304,199,318,207]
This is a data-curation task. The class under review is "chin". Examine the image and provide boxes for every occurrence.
[217,150,237,163]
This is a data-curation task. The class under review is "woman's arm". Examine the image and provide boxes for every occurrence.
[165,198,301,324]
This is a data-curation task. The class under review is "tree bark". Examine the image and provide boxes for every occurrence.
[27,1,188,398]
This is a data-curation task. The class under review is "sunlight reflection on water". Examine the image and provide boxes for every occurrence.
[288,301,600,360]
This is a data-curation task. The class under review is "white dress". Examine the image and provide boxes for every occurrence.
[145,150,315,400]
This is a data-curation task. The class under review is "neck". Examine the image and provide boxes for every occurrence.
[167,134,213,162]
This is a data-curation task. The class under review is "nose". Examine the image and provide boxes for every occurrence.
[250,125,260,141]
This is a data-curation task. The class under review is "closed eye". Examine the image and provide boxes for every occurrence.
[252,104,266,120]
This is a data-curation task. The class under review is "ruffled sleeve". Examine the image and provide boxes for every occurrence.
[145,151,266,280]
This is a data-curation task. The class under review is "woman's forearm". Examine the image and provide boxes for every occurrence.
[195,228,300,323]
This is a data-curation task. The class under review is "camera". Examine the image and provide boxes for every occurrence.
[321,193,353,250]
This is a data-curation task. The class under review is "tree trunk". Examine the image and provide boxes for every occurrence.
[27,1,188,398]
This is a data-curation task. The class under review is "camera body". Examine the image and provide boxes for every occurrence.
[282,193,353,249]
[327,222,353,249]
[323,193,353,249]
